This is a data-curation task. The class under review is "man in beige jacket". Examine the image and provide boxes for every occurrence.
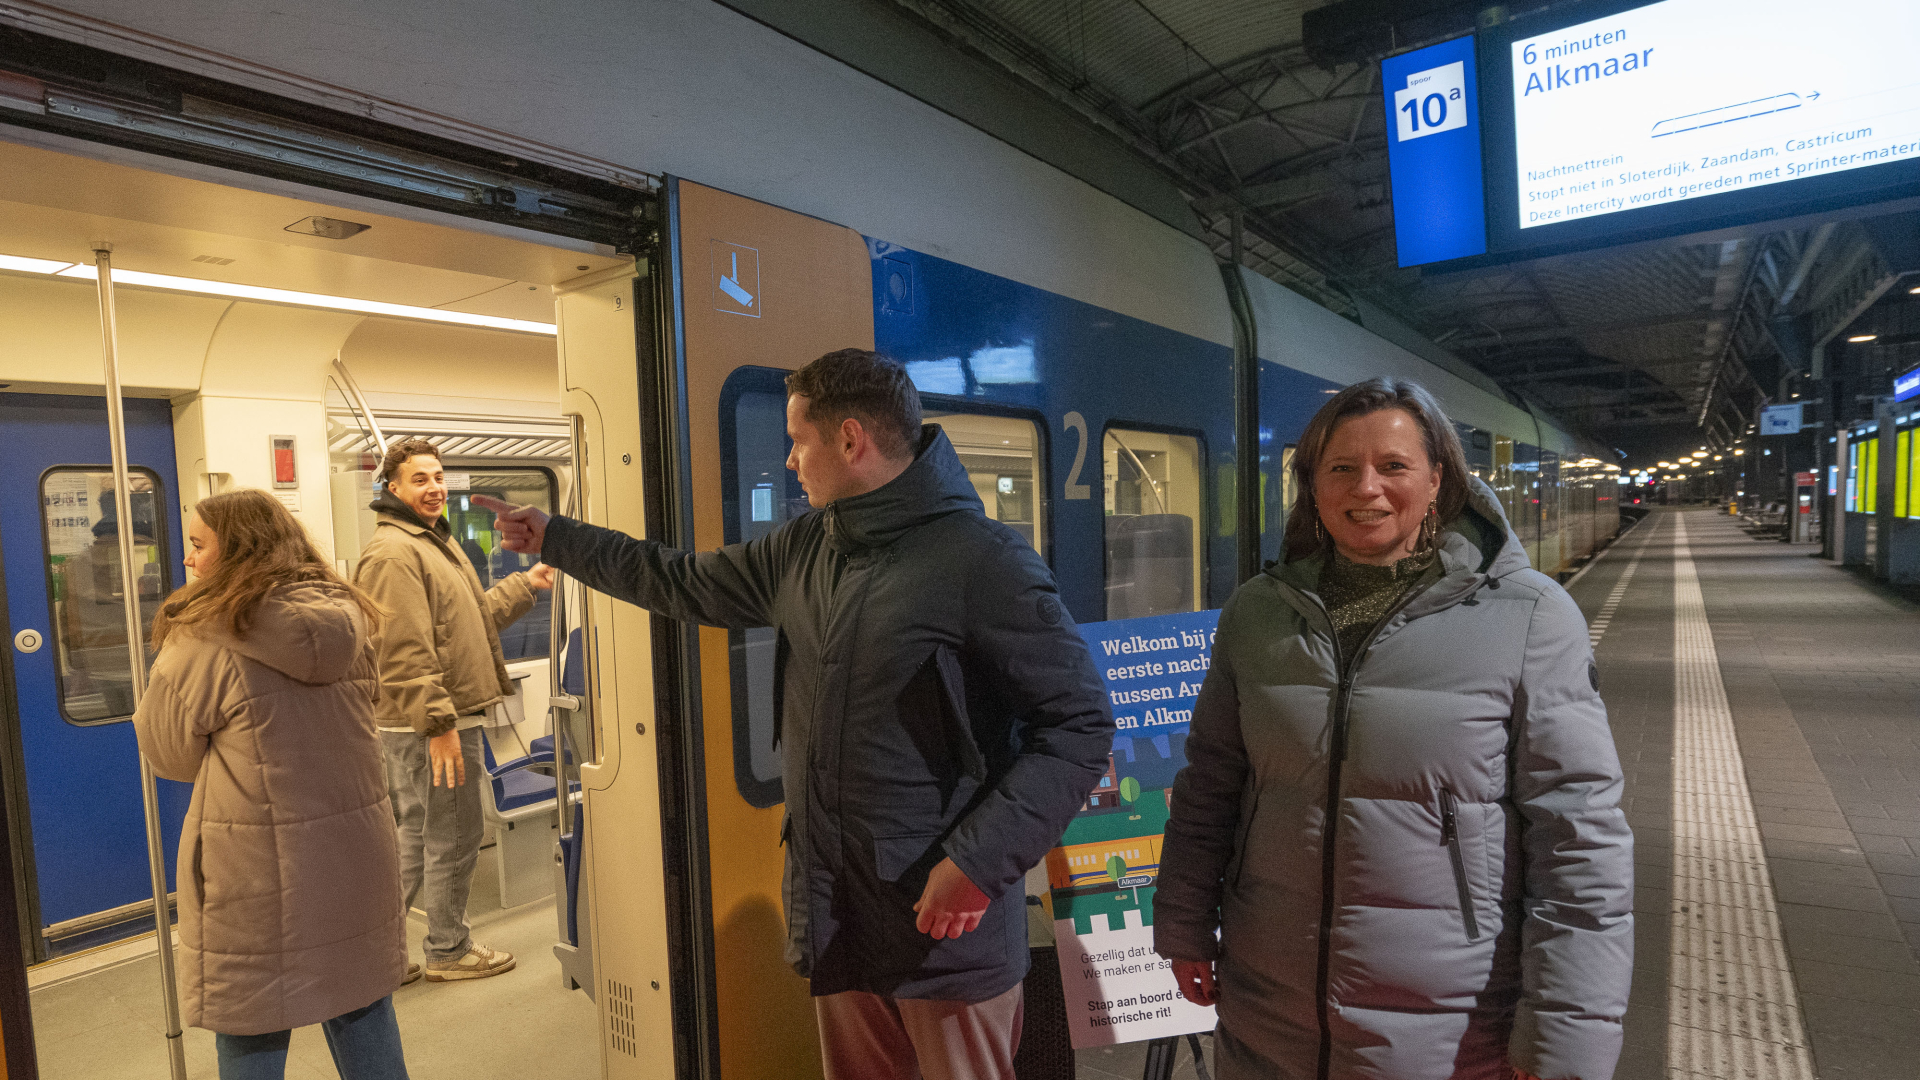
[355,438,553,982]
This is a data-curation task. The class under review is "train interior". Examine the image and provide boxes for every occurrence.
[0,134,630,1077]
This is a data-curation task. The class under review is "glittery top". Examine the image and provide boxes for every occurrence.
[1318,548,1439,668]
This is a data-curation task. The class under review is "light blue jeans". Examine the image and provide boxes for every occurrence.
[215,996,409,1080]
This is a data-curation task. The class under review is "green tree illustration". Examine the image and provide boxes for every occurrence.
[1120,776,1142,819]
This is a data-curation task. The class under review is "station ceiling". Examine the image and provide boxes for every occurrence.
[857,0,1915,460]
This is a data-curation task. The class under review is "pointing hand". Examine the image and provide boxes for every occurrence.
[473,494,549,555]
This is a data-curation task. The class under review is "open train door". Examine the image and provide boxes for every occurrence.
[559,177,872,1080]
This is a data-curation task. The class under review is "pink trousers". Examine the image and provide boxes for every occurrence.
[813,982,1024,1080]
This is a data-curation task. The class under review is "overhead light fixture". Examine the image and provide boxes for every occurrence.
[1848,334,1878,343]
[0,253,74,275]
[0,251,556,335]
[1733,448,1745,455]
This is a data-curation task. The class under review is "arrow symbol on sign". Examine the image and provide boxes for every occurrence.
[718,250,755,308]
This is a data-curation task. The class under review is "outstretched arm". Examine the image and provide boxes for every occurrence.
[476,494,787,629]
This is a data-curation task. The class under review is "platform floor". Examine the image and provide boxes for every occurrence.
[1582,508,1920,1079]
[26,843,597,1079]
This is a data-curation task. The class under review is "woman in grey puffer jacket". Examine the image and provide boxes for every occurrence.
[1154,378,1632,1080]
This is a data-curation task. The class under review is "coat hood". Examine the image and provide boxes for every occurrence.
[1447,475,1531,579]
[369,488,449,537]
[822,425,984,554]
[213,580,368,685]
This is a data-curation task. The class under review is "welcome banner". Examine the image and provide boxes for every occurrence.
[1047,608,1220,1048]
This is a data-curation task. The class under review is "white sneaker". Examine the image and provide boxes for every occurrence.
[424,942,516,981]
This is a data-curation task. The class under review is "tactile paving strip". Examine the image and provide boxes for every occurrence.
[1587,533,1648,646]
[1666,515,1816,1080]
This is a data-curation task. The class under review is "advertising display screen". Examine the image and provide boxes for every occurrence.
[1384,0,1920,268]
[1508,0,1920,232]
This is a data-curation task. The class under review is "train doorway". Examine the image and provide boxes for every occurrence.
[0,394,190,960]
[0,127,653,1079]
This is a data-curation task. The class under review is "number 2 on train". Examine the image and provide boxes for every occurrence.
[1062,411,1091,500]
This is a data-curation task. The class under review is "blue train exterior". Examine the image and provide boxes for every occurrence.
[865,237,1617,626]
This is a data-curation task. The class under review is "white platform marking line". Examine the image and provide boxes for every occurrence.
[1587,529,1650,646]
[1666,514,1816,1080]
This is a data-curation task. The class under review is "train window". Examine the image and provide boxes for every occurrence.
[1902,426,1919,519]
[719,367,808,808]
[1894,428,1909,519]
[922,410,1044,553]
[1492,435,1517,533]
[445,468,557,661]
[1103,427,1203,620]
[39,468,172,725]
[1279,445,1298,532]
[1539,450,1562,574]
[1457,423,1494,480]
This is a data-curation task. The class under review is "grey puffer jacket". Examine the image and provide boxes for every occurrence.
[1154,478,1632,1080]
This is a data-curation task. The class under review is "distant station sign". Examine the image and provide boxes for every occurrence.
[1896,366,1920,403]
[1048,609,1220,1049]
[1760,403,1803,435]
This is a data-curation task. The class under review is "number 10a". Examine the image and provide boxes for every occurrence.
[1393,60,1468,142]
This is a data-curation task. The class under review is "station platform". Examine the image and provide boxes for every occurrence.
[1568,507,1920,1080]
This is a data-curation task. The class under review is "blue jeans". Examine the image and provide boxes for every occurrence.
[215,996,409,1080]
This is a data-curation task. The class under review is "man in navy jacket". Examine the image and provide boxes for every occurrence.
[481,349,1112,1079]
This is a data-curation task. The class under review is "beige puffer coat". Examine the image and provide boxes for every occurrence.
[133,580,405,1036]
[353,494,533,737]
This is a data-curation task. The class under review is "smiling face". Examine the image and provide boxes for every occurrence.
[1314,407,1443,565]
[183,511,220,578]
[389,453,448,523]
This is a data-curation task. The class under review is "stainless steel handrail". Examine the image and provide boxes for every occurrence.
[93,243,187,1080]
[330,356,390,456]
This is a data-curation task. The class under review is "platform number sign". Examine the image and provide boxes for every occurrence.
[1394,61,1468,141]
[1381,36,1487,266]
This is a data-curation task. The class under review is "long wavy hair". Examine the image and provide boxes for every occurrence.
[1282,377,1472,563]
[151,489,380,650]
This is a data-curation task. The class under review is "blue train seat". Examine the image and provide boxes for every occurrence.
[481,736,556,814]
[529,627,586,761]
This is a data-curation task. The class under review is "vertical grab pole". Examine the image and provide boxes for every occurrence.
[92,243,189,1080]
[550,413,583,813]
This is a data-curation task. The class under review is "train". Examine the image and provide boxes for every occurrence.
[0,3,1622,1079]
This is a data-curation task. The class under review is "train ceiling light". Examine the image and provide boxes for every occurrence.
[0,251,558,336]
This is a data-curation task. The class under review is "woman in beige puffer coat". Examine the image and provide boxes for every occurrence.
[134,489,409,1080]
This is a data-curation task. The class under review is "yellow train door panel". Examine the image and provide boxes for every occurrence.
[675,179,874,1080]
